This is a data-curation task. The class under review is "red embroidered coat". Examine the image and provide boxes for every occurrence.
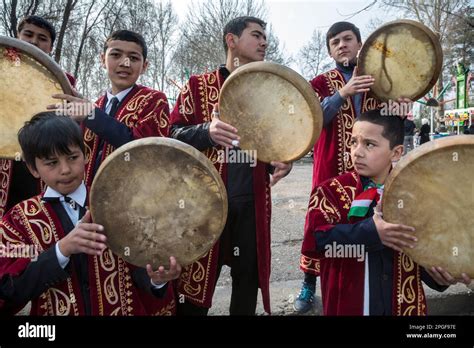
[0,196,175,315]
[300,68,380,275]
[83,84,170,186]
[170,69,273,313]
[302,171,427,315]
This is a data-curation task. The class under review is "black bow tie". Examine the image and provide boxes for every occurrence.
[42,196,78,210]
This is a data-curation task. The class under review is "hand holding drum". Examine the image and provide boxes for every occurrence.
[209,104,240,148]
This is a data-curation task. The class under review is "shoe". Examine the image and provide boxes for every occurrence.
[293,281,315,314]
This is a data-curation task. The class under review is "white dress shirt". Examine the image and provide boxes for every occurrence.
[43,182,87,268]
[105,86,134,113]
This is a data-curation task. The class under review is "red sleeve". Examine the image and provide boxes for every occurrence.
[132,91,170,138]
[65,72,77,88]
[0,207,34,313]
[302,183,342,257]
[170,77,199,127]
[310,75,326,102]
[0,207,33,276]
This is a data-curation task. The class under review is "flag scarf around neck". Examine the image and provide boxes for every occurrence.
[347,183,384,219]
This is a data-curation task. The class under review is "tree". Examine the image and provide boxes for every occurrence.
[264,24,292,66]
[54,0,77,62]
[297,28,332,80]
[0,0,180,99]
[71,0,111,77]
[1,0,43,38]
[171,0,290,84]
[444,4,473,70]
[0,0,80,62]
[150,1,178,92]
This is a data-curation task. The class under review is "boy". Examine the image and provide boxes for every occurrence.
[301,110,471,315]
[50,30,170,186]
[296,21,377,313]
[0,113,180,315]
[17,15,77,86]
[170,16,291,315]
[296,21,411,313]
[0,16,77,218]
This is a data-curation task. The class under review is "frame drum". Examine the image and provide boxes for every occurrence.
[358,20,442,102]
[219,62,323,163]
[0,36,73,159]
[90,137,228,268]
[383,136,474,277]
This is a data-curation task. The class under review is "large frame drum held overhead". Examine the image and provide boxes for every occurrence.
[0,36,73,159]
[90,137,228,269]
[219,62,323,163]
[358,20,443,102]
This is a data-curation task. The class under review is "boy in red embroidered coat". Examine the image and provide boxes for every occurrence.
[170,16,292,315]
[0,113,180,315]
[48,30,170,187]
[302,110,471,315]
[297,21,413,312]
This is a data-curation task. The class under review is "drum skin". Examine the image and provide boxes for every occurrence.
[0,36,72,159]
[383,136,474,278]
[90,137,228,269]
[358,20,443,102]
[219,61,323,163]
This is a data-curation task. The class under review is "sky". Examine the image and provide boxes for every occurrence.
[166,0,397,71]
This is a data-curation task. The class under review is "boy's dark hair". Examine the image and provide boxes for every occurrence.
[17,15,56,45]
[358,109,404,149]
[104,30,148,60]
[223,16,266,53]
[18,112,85,171]
[326,21,361,52]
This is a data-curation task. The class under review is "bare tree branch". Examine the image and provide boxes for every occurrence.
[54,0,75,62]
[297,29,332,79]
[172,0,289,81]
[9,0,18,37]
[336,0,377,20]
[73,0,111,77]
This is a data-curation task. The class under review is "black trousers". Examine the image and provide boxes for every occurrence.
[177,199,259,316]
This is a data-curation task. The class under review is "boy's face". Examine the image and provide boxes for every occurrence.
[350,120,403,184]
[328,30,362,65]
[27,145,85,196]
[18,23,53,54]
[101,40,148,94]
[228,22,267,65]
